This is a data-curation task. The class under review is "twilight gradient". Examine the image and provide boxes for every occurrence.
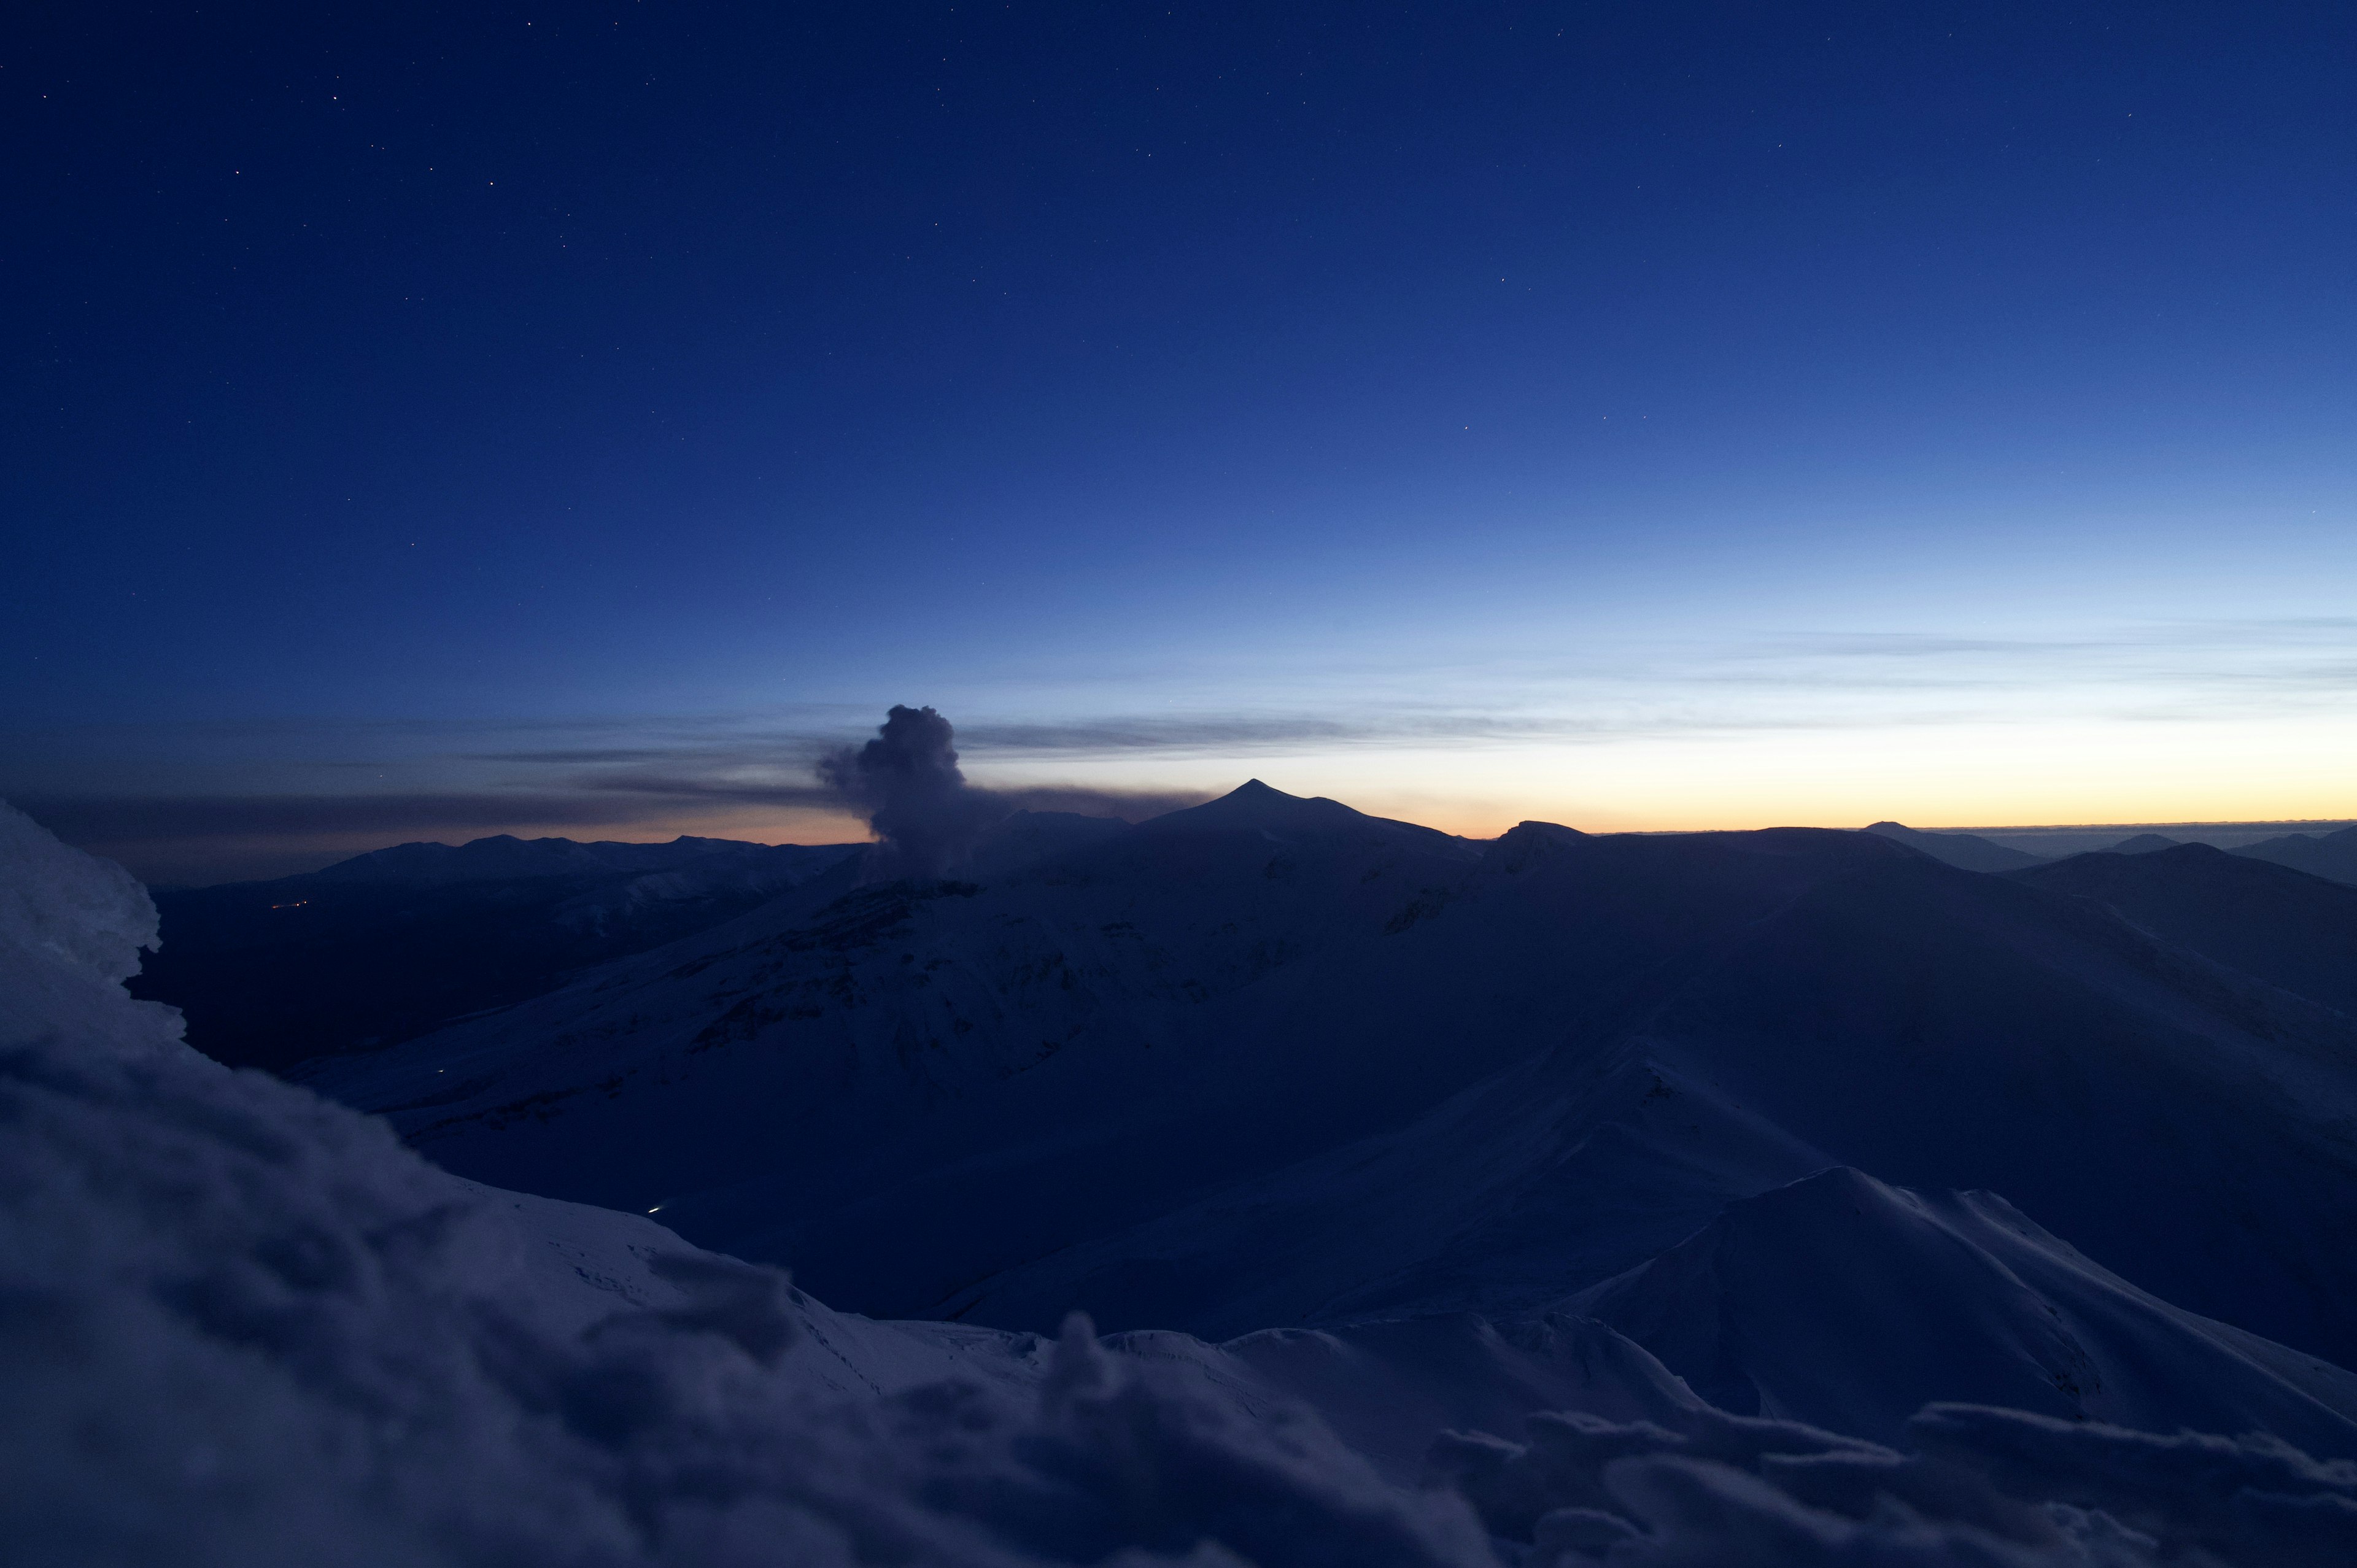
[4,2,2351,881]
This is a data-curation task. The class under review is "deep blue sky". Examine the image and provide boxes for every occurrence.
[6,2,2353,881]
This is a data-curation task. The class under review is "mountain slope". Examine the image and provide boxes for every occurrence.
[2008,843,2357,1016]
[131,834,862,1070]
[308,787,2357,1375]
[1568,1167,2357,1456]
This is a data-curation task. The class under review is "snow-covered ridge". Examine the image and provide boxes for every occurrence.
[305,786,2357,1377]
[7,798,2357,1564]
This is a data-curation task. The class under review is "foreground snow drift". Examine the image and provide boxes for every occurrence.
[6,800,2357,1565]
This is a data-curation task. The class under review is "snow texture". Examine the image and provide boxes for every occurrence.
[6,800,2357,1564]
[0,798,185,1058]
[1566,1166,2357,1456]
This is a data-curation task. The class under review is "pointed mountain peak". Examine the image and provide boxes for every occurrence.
[2105,833,2183,855]
[1147,778,1347,834]
[1142,778,1476,858]
[1486,819,1588,873]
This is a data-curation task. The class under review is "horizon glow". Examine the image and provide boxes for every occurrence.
[4,4,2352,881]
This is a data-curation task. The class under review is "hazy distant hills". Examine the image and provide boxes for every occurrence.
[2100,832,2183,854]
[1869,817,2357,887]
[305,783,2357,1378]
[2236,824,2357,887]
[130,834,861,1070]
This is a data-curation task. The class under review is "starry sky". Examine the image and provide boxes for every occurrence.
[6,2,2354,882]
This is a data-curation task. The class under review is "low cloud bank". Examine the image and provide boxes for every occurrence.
[15,705,1213,884]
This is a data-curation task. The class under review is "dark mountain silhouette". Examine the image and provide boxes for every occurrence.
[2101,833,2183,854]
[129,834,861,1070]
[1861,821,2048,871]
[1144,776,1474,852]
[2235,824,2357,887]
[2007,843,2357,1016]
[306,784,2357,1375]
[309,832,805,886]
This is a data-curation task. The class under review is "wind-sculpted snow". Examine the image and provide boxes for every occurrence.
[1909,1404,2357,1567]
[0,801,1490,1565]
[1433,1401,2357,1564]
[0,800,187,1057]
[9,801,2357,1564]
[0,1016,1486,1567]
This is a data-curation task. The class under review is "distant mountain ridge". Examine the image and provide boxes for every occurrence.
[1860,821,2049,871]
[306,782,2357,1381]
[2235,824,2357,887]
[130,832,864,1070]
[311,832,828,886]
[2103,833,2183,855]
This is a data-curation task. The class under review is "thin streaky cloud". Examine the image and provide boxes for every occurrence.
[459,748,683,765]
[9,791,713,843]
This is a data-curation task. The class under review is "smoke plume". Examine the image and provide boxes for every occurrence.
[818,706,1009,879]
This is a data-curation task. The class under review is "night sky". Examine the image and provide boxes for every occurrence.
[7,3,2353,882]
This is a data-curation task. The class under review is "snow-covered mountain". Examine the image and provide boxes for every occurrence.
[2007,843,2357,1017]
[309,783,2357,1381]
[9,797,2357,1565]
[131,833,863,1070]
[1566,1165,2357,1453]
